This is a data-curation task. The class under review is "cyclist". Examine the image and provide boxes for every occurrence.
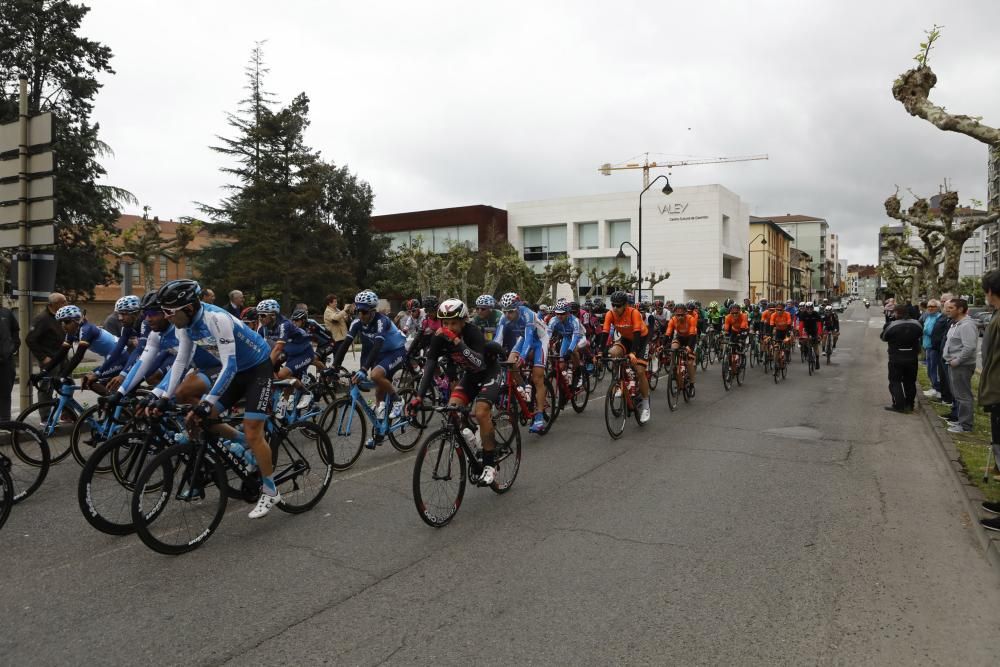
[722,302,749,348]
[472,295,501,341]
[798,302,823,370]
[41,305,121,388]
[666,302,699,387]
[598,291,651,423]
[822,305,840,349]
[409,295,440,357]
[240,306,258,328]
[495,292,550,433]
[85,295,144,393]
[548,300,587,390]
[399,298,423,338]
[331,290,408,425]
[151,279,278,519]
[407,298,504,485]
[770,301,794,359]
[293,309,334,364]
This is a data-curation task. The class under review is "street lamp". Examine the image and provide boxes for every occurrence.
[636,175,672,302]
[615,241,640,295]
[748,233,767,302]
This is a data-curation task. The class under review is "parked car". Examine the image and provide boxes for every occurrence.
[973,310,993,336]
[832,301,846,313]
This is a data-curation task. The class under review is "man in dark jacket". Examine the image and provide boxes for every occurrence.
[0,302,19,421]
[880,303,923,412]
[26,292,67,410]
[930,293,954,405]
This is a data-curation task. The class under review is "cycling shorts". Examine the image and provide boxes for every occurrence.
[374,348,406,380]
[522,342,546,368]
[451,364,504,407]
[613,334,648,360]
[285,352,313,379]
[773,329,790,343]
[217,360,274,420]
[672,334,697,350]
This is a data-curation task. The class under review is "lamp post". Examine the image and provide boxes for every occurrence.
[615,241,640,295]
[635,175,672,303]
[748,233,767,302]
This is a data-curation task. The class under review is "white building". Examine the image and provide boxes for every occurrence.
[507,185,750,304]
[959,227,985,280]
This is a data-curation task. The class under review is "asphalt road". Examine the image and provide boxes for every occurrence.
[2,305,999,666]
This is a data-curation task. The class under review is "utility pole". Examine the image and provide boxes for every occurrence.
[17,75,30,411]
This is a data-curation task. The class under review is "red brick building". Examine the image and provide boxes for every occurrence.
[371,205,508,252]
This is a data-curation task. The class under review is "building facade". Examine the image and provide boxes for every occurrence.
[767,215,831,299]
[506,185,750,304]
[984,145,1000,273]
[788,248,814,302]
[748,217,793,302]
[371,205,508,252]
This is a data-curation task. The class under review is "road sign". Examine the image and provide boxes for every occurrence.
[11,252,57,294]
[0,151,53,179]
[0,112,53,149]
[0,176,53,203]
[0,199,53,225]
[0,222,54,248]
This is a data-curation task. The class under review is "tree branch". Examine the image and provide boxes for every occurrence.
[892,66,1000,145]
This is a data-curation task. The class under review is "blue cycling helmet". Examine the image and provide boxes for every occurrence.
[255,299,281,315]
[114,295,141,314]
[475,294,495,308]
[55,305,83,322]
[354,290,379,311]
[499,292,520,310]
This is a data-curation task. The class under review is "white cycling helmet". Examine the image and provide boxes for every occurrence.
[55,305,83,321]
[499,292,520,310]
[475,294,495,308]
[255,299,280,315]
[114,295,141,314]
[354,290,379,310]
[437,298,469,320]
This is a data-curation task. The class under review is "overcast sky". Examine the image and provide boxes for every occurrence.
[80,0,1000,265]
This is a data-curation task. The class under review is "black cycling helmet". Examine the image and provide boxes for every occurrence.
[422,295,439,311]
[610,291,628,307]
[157,279,201,309]
[291,308,308,320]
[139,290,161,311]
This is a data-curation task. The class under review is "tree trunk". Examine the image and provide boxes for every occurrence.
[940,244,962,294]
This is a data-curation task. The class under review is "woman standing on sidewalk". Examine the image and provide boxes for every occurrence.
[976,271,1000,531]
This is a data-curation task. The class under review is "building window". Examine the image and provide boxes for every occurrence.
[577,222,598,250]
[722,215,730,245]
[131,262,140,284]
[608,220,631,249]
[722,257,733,279]
[523,225,567,261]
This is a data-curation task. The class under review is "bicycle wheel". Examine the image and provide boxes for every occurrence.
[71,404,133,470]
[666,375,679,411]
[748,342,757,368]
[537,378,559,435]
[77,431,159,535]
[387,388,426,452]
[722,361,733,390]
[0,422,50,503]
[413,430,466,527]
[318,397,366,471]
[272,421,334,513]
[605,382,627,439]
[737,355,746,385]
[808,348,815,376]
[0,465,11,531]
[699,347,708,371]
[491,410,521,494]
[571,372,590,413]
[131,443,228,555]
[826,338,833,364]
[648,355,660,390]
[16,400,78,464]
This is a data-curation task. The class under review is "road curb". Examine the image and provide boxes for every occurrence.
[918,396,1000,571]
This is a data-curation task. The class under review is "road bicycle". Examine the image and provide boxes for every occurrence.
[824,331,835,364]
[498,362,557,435]
[549,354,591,414]
[773,337,789,383]
[16,375,88,463]
[0,449,11,531]
[0,420,51,503]
[412,403,520,527]
[721,339,747,390]
[129,408,334,554]
[70,395,141,470]
[668,346,695,409]
[604,358,647,439]
[747,331,760,368]
[805,336,820,376]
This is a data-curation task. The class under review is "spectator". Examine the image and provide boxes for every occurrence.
[102,309,123,337]
[323,294,349,359]
[942,297,977,433]
[976,270,1000,530]
[0,300,18,421]
[907,301,920,320]
[931,293,955,406]
[921,299,943,399]
[26,292,67,412]
[226,290,244,318]
[880,303,922,413]
[919,300,929,323]
[295,302,309,316]
[201,288,216,304]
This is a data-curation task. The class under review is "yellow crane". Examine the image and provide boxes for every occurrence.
[599,153,768,188]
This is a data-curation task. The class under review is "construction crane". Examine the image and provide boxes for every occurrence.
[599,153,768,188]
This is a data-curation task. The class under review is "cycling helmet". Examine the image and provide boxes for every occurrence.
[583,299,593,309]
[240,306,258,322]
[686,300,696,309]
[610,291,628,307]
[157,279,202,309]
[499,292,520,310]
[824,305,833,311]
[114,295,141,314]
[804,301,813,308]
[421,295,439,312]
[437,298,468,320]
[569,301,580,314]
[256,299,281,315]
[139,291,161,311]
[673,303,687,312]
[55,305,83,322]
[475,294,496,308]
[709,301,719,310]
[405,298,422,311]
[553,302,567,314]
[290,308,308,320]
[729,303,740,312]
[539,304,550,314]
[354,290,379,311]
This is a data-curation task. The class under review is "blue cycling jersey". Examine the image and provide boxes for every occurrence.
[157,303,270,405]
[66,321,117,358]
[95,320,142,376]
[344,313,406,358]
[547,314,584,355]
[258,314,314,358]
[495,305,548,356]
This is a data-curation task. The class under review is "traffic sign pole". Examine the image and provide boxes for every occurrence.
[17,75,31,410]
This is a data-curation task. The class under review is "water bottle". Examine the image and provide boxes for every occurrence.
[226,440,246,460]
[173,432,189,445]
[275,396,287,419]
[460,427,479,449]
[515,385,527,401]
[242,447,257,472]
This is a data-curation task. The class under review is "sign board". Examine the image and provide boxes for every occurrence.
[0,112,53,149]
[640,289,654,302]
[0,222,54,248]
[0,176,53,203]
[0,151,53,180]
[0,199,53,225]
[11,252,57,295]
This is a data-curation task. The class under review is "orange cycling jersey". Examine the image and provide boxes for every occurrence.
[603,307,648,338]
[666,313,698,337]
[723,312,749,332]
[770,311,793,331]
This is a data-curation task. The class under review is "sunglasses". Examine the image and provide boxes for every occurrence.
[503,308,517,314]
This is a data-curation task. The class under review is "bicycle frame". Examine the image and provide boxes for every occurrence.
[40,382,87,436]
[333,381,413,440]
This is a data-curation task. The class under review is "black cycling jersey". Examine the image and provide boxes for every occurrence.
[415,323,501,399]
[799,311,822,337]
